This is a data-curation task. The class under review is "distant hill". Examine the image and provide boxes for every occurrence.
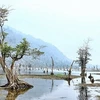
[4,26,71,68]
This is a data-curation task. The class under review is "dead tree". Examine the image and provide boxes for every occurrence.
[77,39,91,83]
[51,57,54,75]
[67,60,75,80]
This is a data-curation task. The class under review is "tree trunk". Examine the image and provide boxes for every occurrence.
[51,57,54,75]
[0,57,33,90]
[81,65,86,83]
[1,67,33,90]
[67,60,75,80]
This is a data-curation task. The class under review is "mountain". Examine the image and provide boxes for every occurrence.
[4,26,71,68]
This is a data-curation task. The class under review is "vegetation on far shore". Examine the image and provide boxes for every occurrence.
[0,73,80,80]
[18,74,80,80]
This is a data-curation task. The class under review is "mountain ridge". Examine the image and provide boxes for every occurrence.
[4,26,71,68]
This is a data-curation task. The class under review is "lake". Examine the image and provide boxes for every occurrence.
[0,70,100,100]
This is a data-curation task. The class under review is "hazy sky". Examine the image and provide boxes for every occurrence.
[1,0,100,65]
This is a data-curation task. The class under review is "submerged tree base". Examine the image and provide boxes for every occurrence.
[65,77,72,81]
[50,72,54,75]
[0,67,33,91]
[0,80,33,90]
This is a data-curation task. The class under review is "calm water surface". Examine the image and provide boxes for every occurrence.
[17,78,78,100]
[0,71,100,100]
[0,77,78,100]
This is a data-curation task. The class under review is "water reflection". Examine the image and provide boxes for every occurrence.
[78,77,89,100]
[78,86,88,100]
[5,89,29,100]
[6,88,31,100]
[50,79,54,92]
[68,80,71,86]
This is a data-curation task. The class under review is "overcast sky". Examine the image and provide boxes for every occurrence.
[1,0,100,65]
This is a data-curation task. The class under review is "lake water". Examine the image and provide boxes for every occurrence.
[0,77,78,100]
[0,70,100,100]
[17,78,79,100]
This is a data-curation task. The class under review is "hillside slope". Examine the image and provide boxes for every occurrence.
[4,26,71,68]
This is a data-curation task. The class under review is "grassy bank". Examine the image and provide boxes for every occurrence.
[18,74,80,80]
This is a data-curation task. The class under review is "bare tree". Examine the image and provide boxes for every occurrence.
[51,56,54,75]
[77,39,91,83]
[68,60,75,79]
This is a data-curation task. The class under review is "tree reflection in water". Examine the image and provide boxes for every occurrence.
[6,88,31,100]
[68,79,71,86]
[50,79,54,92]
[78,77,89,100]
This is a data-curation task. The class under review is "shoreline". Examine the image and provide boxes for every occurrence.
[18,74,80,80]
[0,74,80,80]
